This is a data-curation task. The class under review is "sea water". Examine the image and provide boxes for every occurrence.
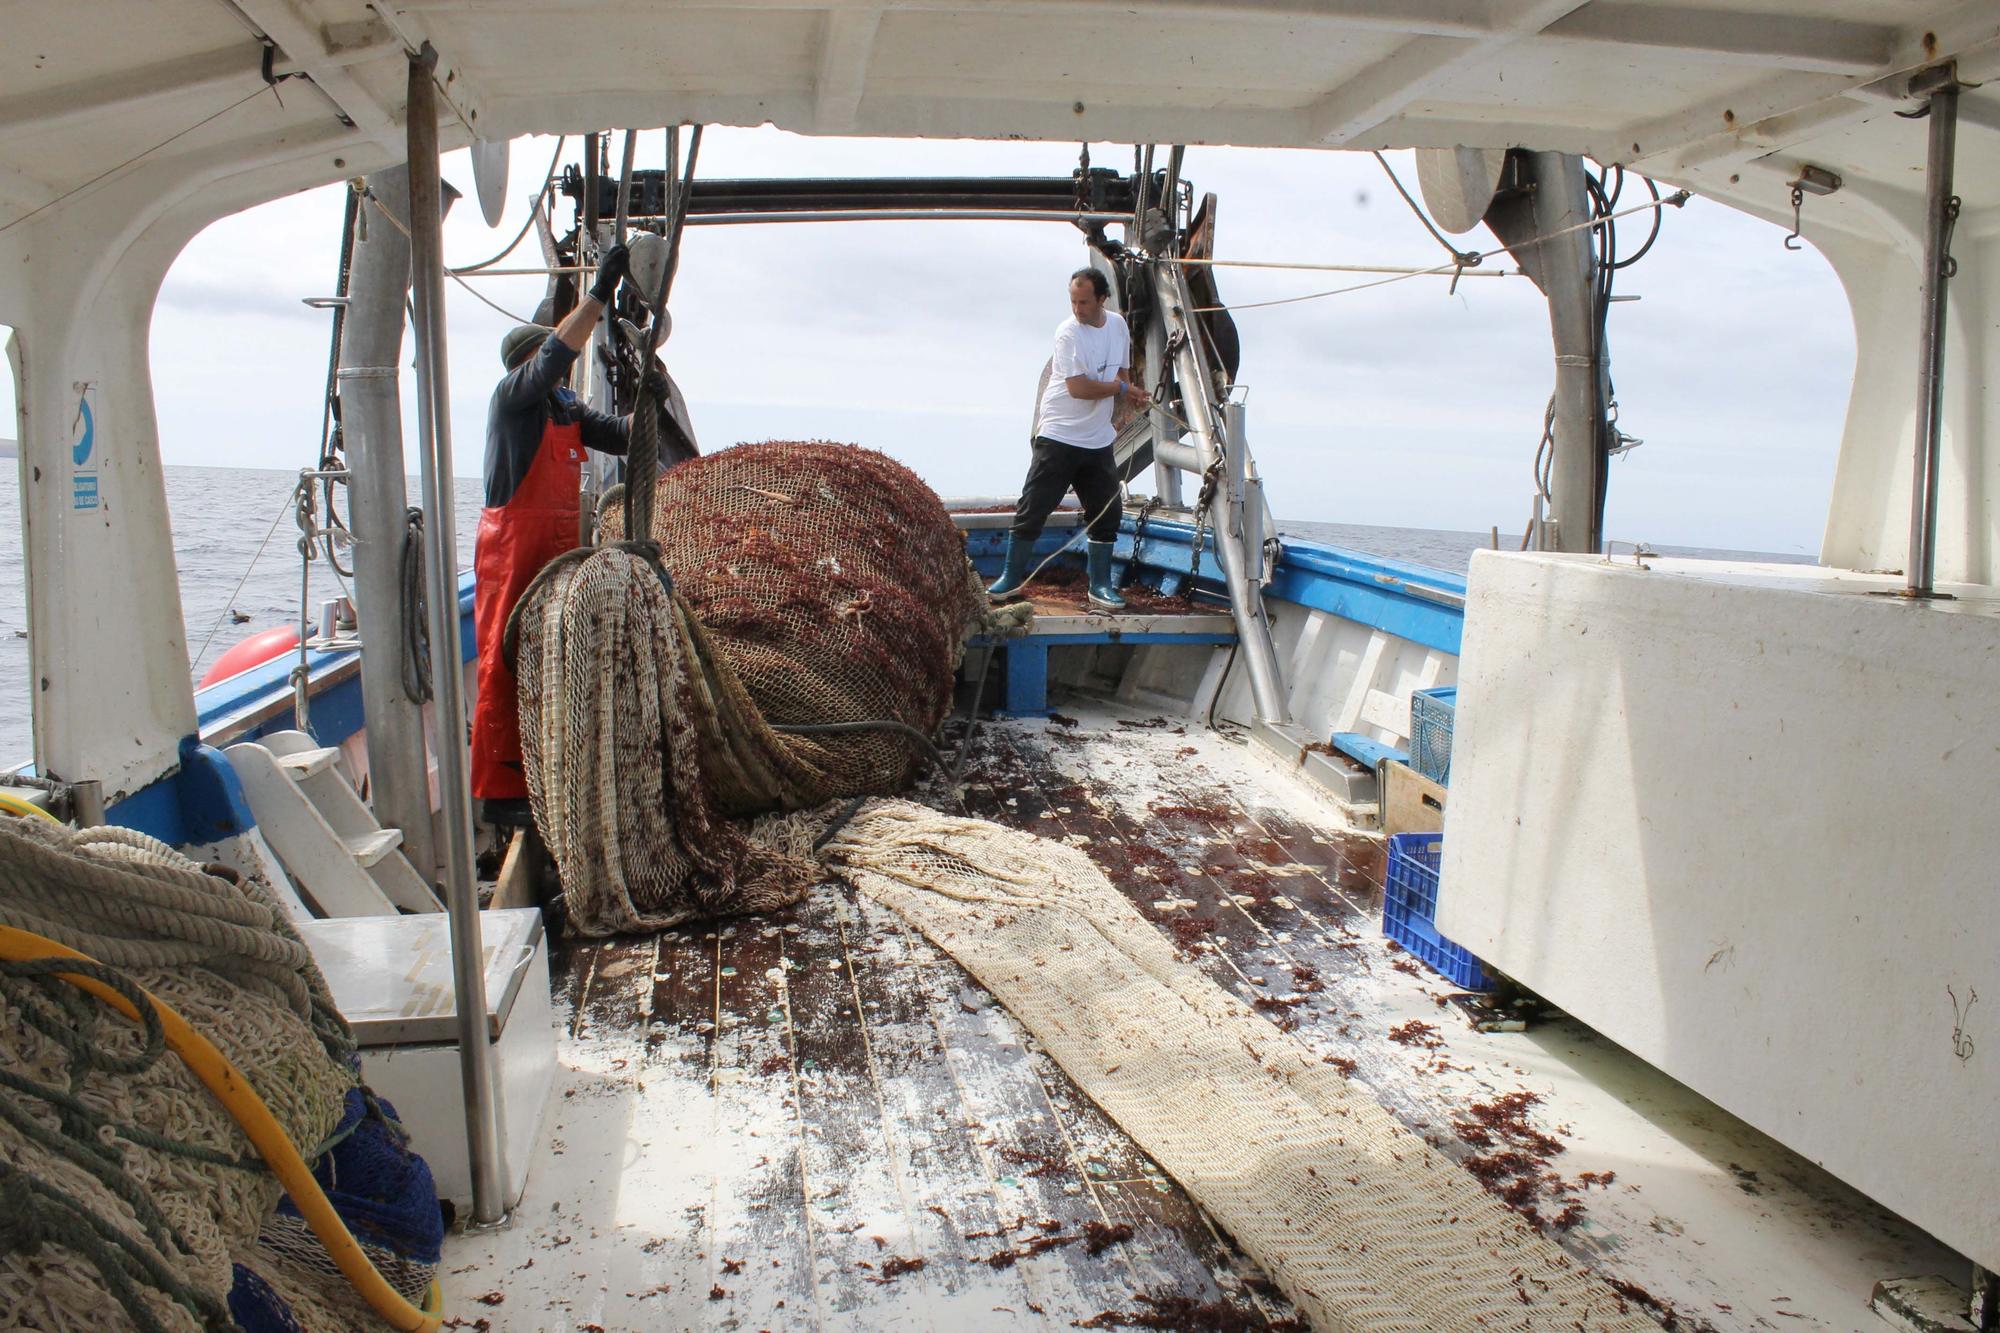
[0,465,1805,766]
[0,465,484,767]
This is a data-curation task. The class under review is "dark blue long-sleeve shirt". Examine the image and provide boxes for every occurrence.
[484,335,629,508]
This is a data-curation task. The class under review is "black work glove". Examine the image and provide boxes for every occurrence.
[589,242,630,304]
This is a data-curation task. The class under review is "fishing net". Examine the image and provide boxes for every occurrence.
[0,819,439,1333]
[757,799,1659,1333]
[512,440,1028,936]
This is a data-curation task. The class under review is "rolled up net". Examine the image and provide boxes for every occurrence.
[512,440,1025,936]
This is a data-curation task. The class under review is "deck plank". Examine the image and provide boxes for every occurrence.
[781,885,949,1330]
[833,892,1056,1326]
[704,908,821,1329]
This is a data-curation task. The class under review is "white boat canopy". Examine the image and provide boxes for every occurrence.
[1,0,1997,798]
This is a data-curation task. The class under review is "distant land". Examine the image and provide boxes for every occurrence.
[0,439,14,460]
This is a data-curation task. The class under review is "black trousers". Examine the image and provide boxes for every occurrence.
[1011,436,1123,543]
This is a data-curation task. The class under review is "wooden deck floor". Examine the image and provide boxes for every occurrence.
[442,703,1959,1333]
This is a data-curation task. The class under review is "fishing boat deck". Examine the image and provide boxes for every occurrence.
[442,701,1959,1332]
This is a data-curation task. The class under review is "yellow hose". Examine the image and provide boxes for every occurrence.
[0,925,444,1332]
[0,792,61,823]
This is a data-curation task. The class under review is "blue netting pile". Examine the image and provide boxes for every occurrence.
[230,1088,443,1331]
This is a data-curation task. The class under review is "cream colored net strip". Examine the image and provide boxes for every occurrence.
[804,800,1655,1333]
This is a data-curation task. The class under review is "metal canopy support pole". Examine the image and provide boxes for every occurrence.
[1484,151,1600,554]
[1904,63,1961,599]
[337,165,437,885]
[1153,265,1290,725]
[405,41,507,1226]
[1531,152,1600,555]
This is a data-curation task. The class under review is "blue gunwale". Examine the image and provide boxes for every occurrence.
[106,521,1469,842]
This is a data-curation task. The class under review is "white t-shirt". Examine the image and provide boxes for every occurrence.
[1035,311,1130,449]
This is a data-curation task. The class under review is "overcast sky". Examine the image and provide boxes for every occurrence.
[13,128,1855,554]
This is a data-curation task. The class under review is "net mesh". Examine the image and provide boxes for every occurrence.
[0,821,439,1333]
[779,799,1659,1333]
[600,440,985,798]
[516,441,1025,936]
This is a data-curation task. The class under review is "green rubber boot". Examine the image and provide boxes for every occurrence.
[987,533,1033,602]
[1086,540,1126,610]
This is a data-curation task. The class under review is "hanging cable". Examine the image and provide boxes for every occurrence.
[360,189,539,323]
[1370,151,1482,272]
[451,136,567,273]
[313,186,362,580]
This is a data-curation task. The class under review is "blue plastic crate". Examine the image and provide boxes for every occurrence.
[1382,831,1490,991]
[1409,686,1457,785]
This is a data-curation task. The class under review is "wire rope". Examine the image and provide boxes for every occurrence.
[189,487,300,673]
[0,83,287,238]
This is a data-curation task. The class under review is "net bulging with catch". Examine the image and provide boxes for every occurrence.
[605,440,977,798]
[516,441,1011,936]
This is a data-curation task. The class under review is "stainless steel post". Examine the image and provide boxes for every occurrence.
[406,42,508,1226]
[1905,65,1960,599]
[1153,265,1290,725]
[1530,153,1601,555]
[337,166,437,884]
[1483,151,1602,554]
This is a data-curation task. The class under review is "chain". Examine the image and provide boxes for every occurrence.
[1185,455,1224,591]
[1124,496,1161,591]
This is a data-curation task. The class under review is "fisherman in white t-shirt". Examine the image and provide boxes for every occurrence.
[988,268,1151,609]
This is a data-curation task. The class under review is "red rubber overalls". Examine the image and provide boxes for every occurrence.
[470,417,584,800]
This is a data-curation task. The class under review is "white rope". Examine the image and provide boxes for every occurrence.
[1197,190,1689,313]
[361,192,539,325]
[0,819,362,1332]
[1168,256,1508,278]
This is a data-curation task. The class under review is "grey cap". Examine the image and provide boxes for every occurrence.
[501,323,553,369]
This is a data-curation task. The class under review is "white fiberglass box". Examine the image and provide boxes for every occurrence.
[300,907,557,1210]
[1437,551,1999,1271]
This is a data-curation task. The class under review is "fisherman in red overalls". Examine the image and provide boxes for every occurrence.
[472,243,632,827]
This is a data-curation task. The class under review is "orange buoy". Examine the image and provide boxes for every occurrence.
[200,625,301,688]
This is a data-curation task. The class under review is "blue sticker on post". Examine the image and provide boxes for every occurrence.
[71,389,98,510]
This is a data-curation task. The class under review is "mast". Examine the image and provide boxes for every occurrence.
[336,166,437,883]
[1483,151,1605,555]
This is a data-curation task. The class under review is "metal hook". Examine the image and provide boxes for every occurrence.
[1783,184,1805,251]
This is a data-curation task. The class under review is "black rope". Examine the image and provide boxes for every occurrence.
[768,720,951,781]
[400,506,432,703]
[812,796,873,853]
[620,125,704,544]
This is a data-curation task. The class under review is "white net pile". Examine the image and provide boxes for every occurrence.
[768,799,1659,1333]
[0,820,374,1332]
